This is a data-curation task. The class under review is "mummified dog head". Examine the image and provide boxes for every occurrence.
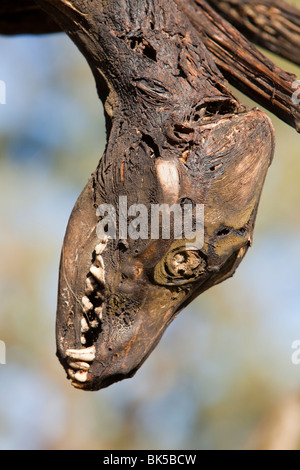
[56,107,274,390]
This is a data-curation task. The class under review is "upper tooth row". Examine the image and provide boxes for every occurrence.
[85,237,108,295]
[80,301,103,344]
[80,238,108,344]
[81,317,89,333]
[66,239,109,387]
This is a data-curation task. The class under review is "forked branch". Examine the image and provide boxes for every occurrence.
[176,0,300,132]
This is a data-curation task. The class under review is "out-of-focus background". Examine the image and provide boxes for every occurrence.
[1,0,300,451]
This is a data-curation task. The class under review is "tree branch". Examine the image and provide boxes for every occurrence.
[1,0,300,134]
[0,0,61,35]
[176,0,300,132]
[207,0,300,66]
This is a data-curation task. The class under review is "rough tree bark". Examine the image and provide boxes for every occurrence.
[208,0,300,66]
[0,0,299,390]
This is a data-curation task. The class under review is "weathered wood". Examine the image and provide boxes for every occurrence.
[177,0,300,132]
[207,0,300,66]
[1,0,299,131]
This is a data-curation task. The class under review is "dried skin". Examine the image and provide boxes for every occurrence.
[34,0,277,391]
[1,0,288,390]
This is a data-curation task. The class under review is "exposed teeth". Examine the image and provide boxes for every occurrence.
[67,355,91,387]
[82,296,93,313]
[68,368,76,380]
[94,306,103,320]
[90,319,99,329]
[90,265,105,285]
[78,239,107,353]
[74,370,88,383]
[81,317,89,333]
[66,345,96,362]
[68,361,90,371]
[95,239,108,255]
[85,276,97,296]
[96,254,104,269]
[68,369,88,383]
[238,245,248,259]
[71,381,85,389]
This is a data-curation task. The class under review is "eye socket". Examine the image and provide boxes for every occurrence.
[216,226,248,238]
[216,227,231,237]
[154,246,207,286]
